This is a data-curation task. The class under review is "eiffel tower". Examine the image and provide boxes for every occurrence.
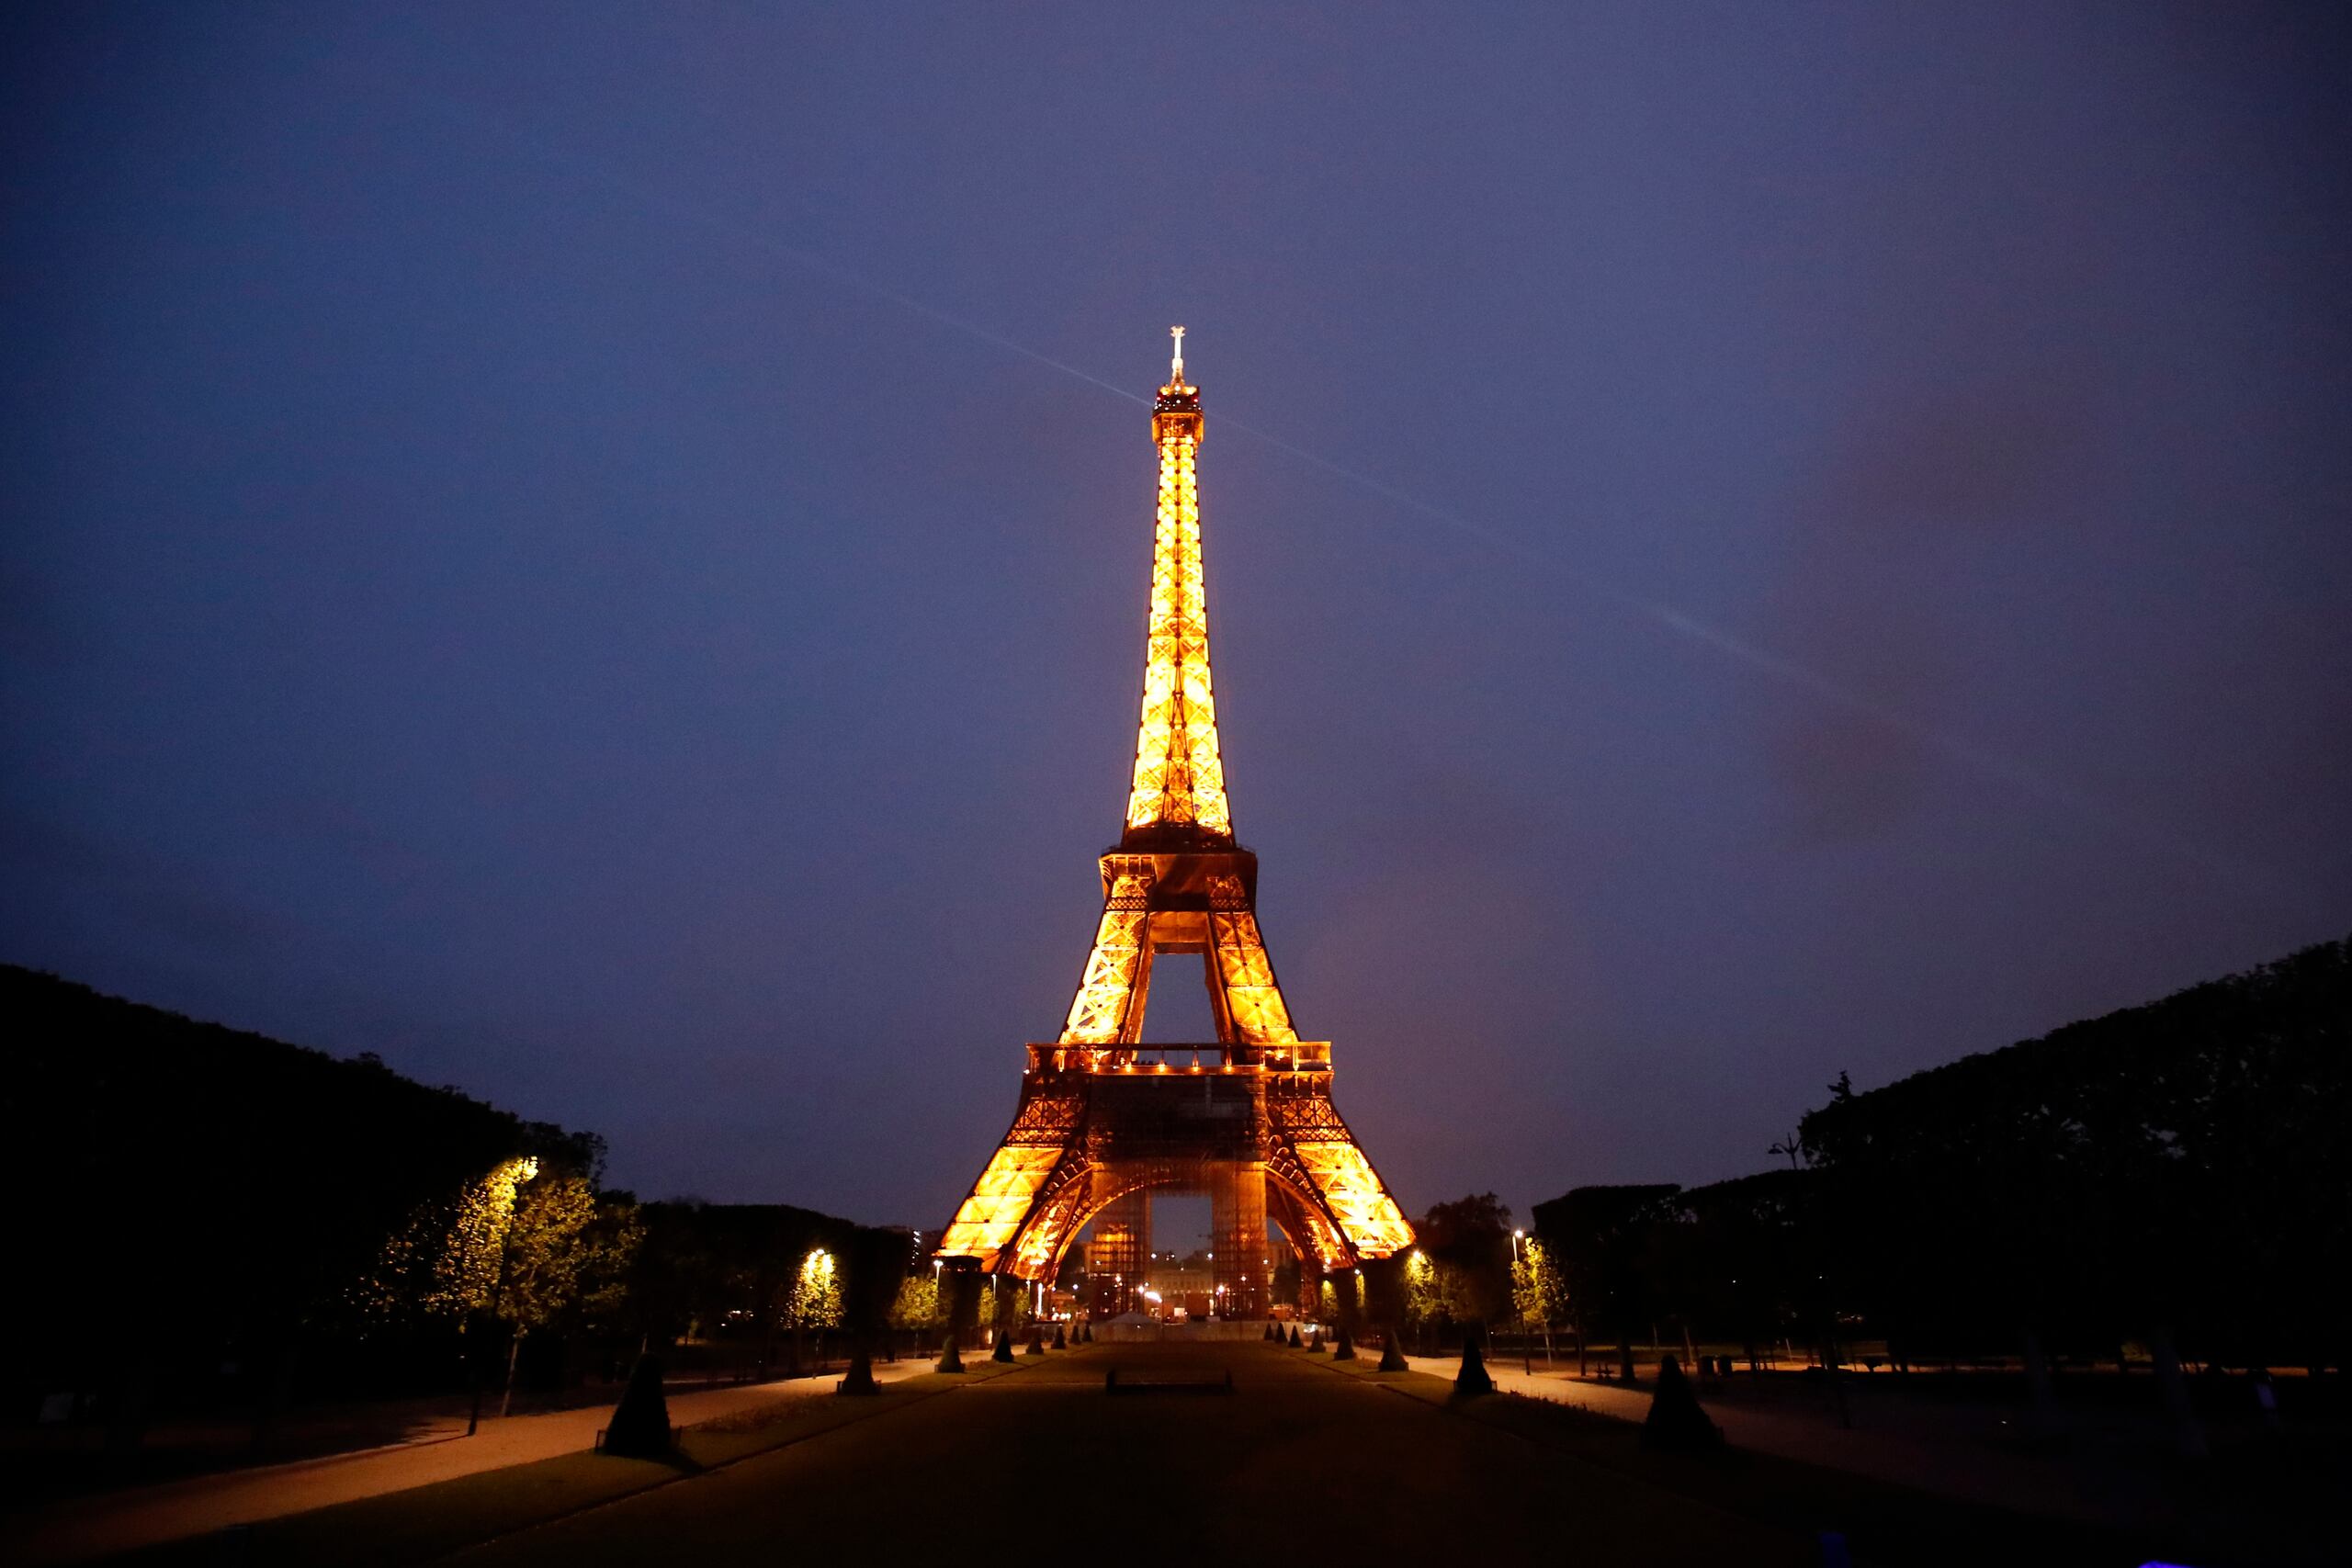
[936,329,1412,1321]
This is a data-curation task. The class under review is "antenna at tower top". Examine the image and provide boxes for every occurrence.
[1170,324,1185,380]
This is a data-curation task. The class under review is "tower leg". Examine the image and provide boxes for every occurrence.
[1088,1191,1149,1320]
[1212,1163,1268,1319]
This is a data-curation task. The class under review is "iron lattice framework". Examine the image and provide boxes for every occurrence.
[937,330,1413,1316]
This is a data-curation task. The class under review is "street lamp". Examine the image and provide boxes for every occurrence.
[1511,1230,1532,1374]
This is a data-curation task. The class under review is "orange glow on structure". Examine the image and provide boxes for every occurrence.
[1124,345,1230,840]
[937,330,1413,1305]
[1293,1142,1415,1257]
[941,1145,1061,1270]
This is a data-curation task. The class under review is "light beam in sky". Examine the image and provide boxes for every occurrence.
[427,94,2287,900]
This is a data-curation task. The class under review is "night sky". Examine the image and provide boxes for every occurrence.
[6,6,2347,1233]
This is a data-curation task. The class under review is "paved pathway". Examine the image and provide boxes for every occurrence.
[448,1342,1804,1568]
[7,1361,930,1564]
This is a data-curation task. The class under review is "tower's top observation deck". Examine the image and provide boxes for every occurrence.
[1152,324,1204,443]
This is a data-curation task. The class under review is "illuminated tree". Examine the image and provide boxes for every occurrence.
[359,1157,642,1418]
[786,1248,842,1331]
[1512,1235,1564,1325]
[1513,1235,1566,1362]
[490,1173,640,1415]
[438,1156,539,1316]
[1401,1249,1442,1351]
[888,1271,941,1333]
[356,1156,538,1324]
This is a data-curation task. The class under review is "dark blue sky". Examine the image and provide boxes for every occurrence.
[6,5,2346,1230]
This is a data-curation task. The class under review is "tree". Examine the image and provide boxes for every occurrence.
[1400,1249,1442,1351]
[1797,935,2350,1374]
[5,966,572,1456]
[1674,1170,1812,1368]
[785,1247,843,1362]
[361,1158,643,1419]
[889,1271,941,1334]
[1417,1193,1515,1329]
[489,1174,640,1415]
[629,1201,853,1372]
[788,1247,842,1326]
[1532,1184,1682,1378]
[357,1155,538,1326]
[1511,1235,1566,1360]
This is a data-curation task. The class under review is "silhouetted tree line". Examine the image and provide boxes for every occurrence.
[0,967,912,1452]
[1530,936,2349,1376]
[624,1201,918,1373]
[1529,1175,1815,1374]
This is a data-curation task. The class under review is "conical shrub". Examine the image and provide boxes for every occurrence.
[1641,1355,1724,1451]
[991,1328,1014,1363]
[602,1353,673,1458]
[1376,1333,1408,1372]
[1332,1326,1356,1361]
[838,1346,880,1396]
[1051,1323,1067,1349]
[936,1335,966,1373]
[1287,1325,1302,1348]
[1453,1331,1496,1398]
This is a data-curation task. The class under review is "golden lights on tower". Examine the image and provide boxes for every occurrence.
[1125,325,1231,841]
[935,329,1414,1287]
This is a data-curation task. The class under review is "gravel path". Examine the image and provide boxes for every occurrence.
[7,1360,931,1563]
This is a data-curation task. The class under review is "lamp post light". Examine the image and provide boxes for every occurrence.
[1511,1229,1532,1375]
[466,1156,537,1438]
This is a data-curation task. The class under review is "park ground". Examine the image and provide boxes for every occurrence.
[7,1340,2335,1567]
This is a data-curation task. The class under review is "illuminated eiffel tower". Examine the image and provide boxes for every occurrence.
[936,329,1413,1320]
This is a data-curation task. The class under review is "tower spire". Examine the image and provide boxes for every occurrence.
[1125,329,1228,846]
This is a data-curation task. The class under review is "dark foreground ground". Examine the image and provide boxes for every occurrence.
[121,1342,2280,1568]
